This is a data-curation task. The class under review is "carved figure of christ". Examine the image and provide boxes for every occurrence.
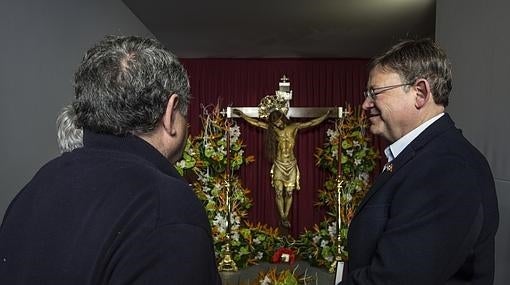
[226,106,342,228]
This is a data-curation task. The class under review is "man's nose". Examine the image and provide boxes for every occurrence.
[361,97,374,111]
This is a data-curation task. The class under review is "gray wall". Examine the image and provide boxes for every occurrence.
[437,1,509,284]
[0,0,152,218]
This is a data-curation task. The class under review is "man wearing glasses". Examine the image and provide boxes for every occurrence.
[340,39,499,284]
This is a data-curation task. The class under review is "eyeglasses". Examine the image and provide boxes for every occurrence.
[363,82,414,100]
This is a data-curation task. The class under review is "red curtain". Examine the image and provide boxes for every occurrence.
[180,58,387,237]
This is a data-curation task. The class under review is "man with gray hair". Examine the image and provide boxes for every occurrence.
[0,35,222,284]
[340,39,498,284]
[56,104,83,153]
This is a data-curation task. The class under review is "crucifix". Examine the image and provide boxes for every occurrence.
[225,75,344,228]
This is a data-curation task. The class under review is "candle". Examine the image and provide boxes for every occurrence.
[226,119,231,180]
[337,121,342,177]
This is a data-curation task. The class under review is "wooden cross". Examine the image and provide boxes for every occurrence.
[226,106,343,119]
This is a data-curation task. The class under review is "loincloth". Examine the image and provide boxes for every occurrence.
[270,159,300,190]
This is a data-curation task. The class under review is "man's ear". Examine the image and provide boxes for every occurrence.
[162,94,179,136]
[414,79,431,109]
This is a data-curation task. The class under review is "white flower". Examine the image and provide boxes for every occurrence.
[260,275,271,285]
[328,223,337,237]
[230,125,241,142]
[232,232,240,242]
[354,158,361,166]
[325,255,334,262]
[230,214,241,230]
[256,251,263,260]
[327,128,337,139]
[312,235,321,244]
[253,237,261,245]
[321,240,329,247]
[212,213,227,233]
[175,160,186,169]
[327,129,339,144]
[353,140,360,147]
[346,149,354,157]
[202,186,211,194]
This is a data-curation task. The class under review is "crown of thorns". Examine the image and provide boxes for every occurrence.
[258,95,289,119]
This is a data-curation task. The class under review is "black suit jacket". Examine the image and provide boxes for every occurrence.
[0,131,222,285]
[341,114,499,285]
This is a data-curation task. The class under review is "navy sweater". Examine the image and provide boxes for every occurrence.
[0,131,221,284]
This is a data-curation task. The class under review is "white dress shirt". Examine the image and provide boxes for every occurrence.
[384,113,445,163]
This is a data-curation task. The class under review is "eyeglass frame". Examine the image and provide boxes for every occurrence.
[363,82,414,100]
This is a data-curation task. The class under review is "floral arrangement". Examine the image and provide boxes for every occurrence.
[255,267,316,285]
[296,105,378,268]
[175,103,378,271]
[295,219,340,268]
[231,221,286,267]
[175,104,286,269]
[256,268,299,285]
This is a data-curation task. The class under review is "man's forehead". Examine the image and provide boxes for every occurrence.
[368,68,400,85]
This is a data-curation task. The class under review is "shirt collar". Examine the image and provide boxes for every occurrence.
[384,113,444,162]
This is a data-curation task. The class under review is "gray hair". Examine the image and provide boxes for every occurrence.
[73,35,190,135]
[370,38,453,106]
[56,105,83,153]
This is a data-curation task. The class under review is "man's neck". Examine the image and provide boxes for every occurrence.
[135,129,169,160]
[388,112,445,160]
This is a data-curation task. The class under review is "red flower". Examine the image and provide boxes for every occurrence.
[271,247,296,265]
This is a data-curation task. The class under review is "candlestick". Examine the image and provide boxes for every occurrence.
[218,117,237,272]
[226,119,231,179]
[330,116,344,274]
[337,120,342,177]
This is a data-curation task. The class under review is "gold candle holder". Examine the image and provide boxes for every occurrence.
[218,172,237,271]
[330,176,344,273]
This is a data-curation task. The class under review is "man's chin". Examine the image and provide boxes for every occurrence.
[369,124,382,136]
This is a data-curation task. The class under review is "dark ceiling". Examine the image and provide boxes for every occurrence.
[123,0,436,58]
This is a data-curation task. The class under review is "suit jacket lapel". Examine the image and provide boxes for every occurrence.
[354,149,415,216]
[352,113,456,218]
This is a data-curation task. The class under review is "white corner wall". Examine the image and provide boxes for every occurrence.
[436,1,510,284]
[0,0,152,220]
